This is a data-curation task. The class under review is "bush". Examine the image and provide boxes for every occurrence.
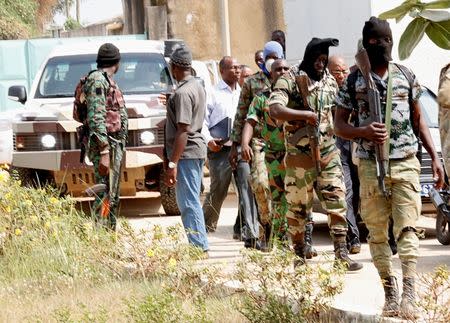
[125,289,212,323]
[64,17,82,31]
[418,265,450,322]
[234,248,345,322]
[0,168,123,294]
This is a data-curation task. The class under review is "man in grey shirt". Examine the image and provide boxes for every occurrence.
[165,46,209,253]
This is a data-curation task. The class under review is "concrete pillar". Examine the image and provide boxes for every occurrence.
[146,6,168,40]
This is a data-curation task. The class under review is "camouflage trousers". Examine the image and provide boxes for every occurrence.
[358,156,421,278]
[284,150,348,238]
[264,149,288,240]
[90,136,125,231]
[250,138,271,225]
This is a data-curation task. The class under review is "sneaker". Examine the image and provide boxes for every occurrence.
[349,242,361,254]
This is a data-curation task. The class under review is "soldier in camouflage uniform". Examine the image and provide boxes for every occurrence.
[85,43,128,230]
[241,59,290,246]
[334,17,444,319]
[439,63,450,174]
[229,41,284,248]
[269,38,362,271]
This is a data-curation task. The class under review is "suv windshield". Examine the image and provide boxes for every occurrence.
[35,53,173,98]
[420,87,438,128]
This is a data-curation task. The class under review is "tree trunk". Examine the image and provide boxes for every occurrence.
[65,0,70,19]
[76,0,80,22]
[122,0,145,34]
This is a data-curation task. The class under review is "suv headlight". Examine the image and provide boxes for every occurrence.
[140,131,155,145]
[41,134,56,148]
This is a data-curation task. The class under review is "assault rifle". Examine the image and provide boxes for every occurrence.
[293,74,321,174]
[355,49,389,198]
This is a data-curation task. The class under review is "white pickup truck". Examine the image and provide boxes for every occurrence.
[7,40,180,215]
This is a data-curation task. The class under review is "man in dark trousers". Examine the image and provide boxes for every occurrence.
[328,55,361,254]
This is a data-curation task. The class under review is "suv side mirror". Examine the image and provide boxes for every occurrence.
[8,86,27,104]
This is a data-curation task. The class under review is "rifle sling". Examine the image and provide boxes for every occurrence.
[383,63,393,159]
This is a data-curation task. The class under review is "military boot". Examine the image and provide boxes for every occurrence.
[333,235,363,271]
[304,222,318,259]
[400,277,419,320]
[293,243,306,267]
[381,276,400,317]
[292,232,306,267]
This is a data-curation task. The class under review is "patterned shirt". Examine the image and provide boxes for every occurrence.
[230,70,271,143]
[85,70,128,152]
[268,70,339,156]
[335,63,421,159]
[246,91,285,152]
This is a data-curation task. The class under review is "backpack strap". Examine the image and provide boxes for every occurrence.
[394,63,414,106]
[394,63,422,161]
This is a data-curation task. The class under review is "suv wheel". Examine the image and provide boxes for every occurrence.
[10,167,54,188]
[159,171,180,216]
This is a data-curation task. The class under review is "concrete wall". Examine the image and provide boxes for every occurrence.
[229,0,285,69]
[166,0,285,68]
[167,0,223,61]
[61,19,124,38]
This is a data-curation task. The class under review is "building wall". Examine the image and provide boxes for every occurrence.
[166,0,285,68]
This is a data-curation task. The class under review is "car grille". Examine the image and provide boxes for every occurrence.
[13,132,70,151]
[13,128,164,151]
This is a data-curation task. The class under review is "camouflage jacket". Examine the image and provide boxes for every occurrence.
[438,64,450,173]
[268,70,339,156]
[84,70,128,153]
[230,70,271,143]
[246,91,285,152]
[335,63,421,160]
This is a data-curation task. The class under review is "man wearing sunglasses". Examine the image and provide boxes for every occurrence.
[240,59,294,249]
[328,55,361,255]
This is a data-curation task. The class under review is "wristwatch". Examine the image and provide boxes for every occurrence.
[168,161,177,169]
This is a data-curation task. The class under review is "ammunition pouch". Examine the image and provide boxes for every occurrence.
[285,148,337,170]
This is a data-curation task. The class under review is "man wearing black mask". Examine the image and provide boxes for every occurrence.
[269,37,363,271]
[335,17,444,319]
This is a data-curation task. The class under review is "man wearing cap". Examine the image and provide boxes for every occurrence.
[165,46,209,253]
[241,59,291,249]
[85,43,128,230]
[269,37,363,271]
[229,41,284,249]
[335,17,444,318]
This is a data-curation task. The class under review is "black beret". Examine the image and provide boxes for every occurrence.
[96,43,121,68]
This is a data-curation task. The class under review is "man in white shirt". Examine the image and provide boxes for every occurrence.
[202,56,246,233]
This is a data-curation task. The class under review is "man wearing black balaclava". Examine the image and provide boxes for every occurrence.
[335,17,444,319]
[269,37,363,272]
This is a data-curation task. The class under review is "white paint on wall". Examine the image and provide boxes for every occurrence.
[284,0,449,92]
